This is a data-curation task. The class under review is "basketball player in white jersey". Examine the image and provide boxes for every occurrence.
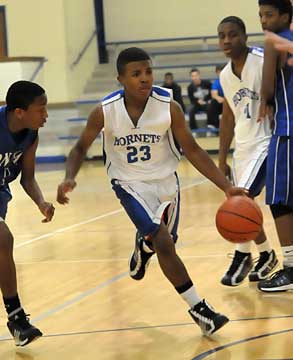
[56,47,247,336]
[217,17,278,287]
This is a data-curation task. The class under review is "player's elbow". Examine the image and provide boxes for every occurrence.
[181,141,200,160]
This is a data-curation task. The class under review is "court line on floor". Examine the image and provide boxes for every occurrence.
[191,328,293,360]
[1,180,209,340]
[14,251,284,265]
[0,271,129,340]
[0,316,292,342]
[14,179,207,250]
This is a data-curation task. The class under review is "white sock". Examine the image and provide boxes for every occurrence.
[256,240,272,254]
[142,240,154,253]
[236,241,252,253]
[180,286,201,308]
[282,246,293,268]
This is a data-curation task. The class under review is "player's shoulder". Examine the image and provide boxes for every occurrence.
[219,62,231,82]
[277,29,293,41]
[151,86,171,103]
[102,89,124,106]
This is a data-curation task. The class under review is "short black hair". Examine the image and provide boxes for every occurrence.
[116,47,151,75]
[164,72,173,77]
[219,16,247,34]
[258,0,292,24]
[190,68,199,74]
[6,80,45,111]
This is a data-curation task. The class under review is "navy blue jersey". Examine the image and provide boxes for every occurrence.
[0,106,37,186]
[274,30,293,136]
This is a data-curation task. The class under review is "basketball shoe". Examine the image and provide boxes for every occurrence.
[221,250,253,286]
[258,267,293,292]
[249,250,278,281]
[129,231,155,280]
[7,310,42,346]
[188,299,229,335]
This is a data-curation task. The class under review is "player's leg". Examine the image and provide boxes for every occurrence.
[247,160,278,282]
[0,190,42,346]
[112,178,228,335]
[151,221,228,335]
[258,136,293,292]
[221,152,277,286]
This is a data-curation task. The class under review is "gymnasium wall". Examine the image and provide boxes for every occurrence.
[104,0,262,41]
[0,0,98,103]
[0,0,263,104]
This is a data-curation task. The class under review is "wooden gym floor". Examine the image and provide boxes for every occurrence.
[0,155,292,360]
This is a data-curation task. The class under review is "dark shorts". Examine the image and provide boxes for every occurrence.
[0,186,12,220]
[266,136,293,208]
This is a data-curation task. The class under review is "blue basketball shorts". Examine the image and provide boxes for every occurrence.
[266,135,293,208]
[0,186,12,221]
[232,141,268,197]
[111,173,180,241]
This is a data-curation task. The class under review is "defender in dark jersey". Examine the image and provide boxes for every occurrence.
[258,0,293,292]
[0,81,54,345]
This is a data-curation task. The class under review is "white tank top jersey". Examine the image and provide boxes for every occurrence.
[102,86,180,181]
[220,47,271,150]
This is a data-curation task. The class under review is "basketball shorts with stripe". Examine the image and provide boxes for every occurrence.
[111,173,180,240]
[266,135,293,208]
[232,143,268,197]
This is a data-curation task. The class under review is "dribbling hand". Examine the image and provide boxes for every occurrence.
[39,201,55,223]
[57,179,76,205]
[225,186,249,198]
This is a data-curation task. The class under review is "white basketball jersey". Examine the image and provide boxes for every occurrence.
[220,47,271,150]
[102,86,180,181]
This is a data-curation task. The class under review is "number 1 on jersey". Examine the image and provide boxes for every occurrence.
[244,103,251,119]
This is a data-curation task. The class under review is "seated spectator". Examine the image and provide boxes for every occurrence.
[206,64,225,133]
[187,68,211,129]
[162,72,185,112]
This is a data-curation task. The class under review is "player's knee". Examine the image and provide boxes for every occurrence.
[152,231,175,256]
[270,204,293,219]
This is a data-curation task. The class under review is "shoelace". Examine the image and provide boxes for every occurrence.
[14,313,32,330]
[226,252,261,268]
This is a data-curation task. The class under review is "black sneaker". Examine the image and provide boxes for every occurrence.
[249,250,278,282]
[7,311,42,346]
[188,299,229,335]
[258,267,293,292]
[221,251,253,286]
[129,231,155,280]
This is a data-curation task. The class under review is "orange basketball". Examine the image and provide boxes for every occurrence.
[215,196,263,243]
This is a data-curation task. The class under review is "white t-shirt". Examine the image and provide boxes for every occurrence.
[220,47,271,152]
[102,86,180,181]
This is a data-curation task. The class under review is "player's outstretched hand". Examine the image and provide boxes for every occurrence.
[225,186,249,198]
[57,179,76,205]
[39,201,55,223]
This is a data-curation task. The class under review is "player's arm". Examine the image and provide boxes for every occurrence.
[265,31,293,64]
[21,136,55,222]
[258,38,278,121]
[211,89,224,104]
[57,104,104,204]
[170,101,245,197]
[218,98,235,179]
